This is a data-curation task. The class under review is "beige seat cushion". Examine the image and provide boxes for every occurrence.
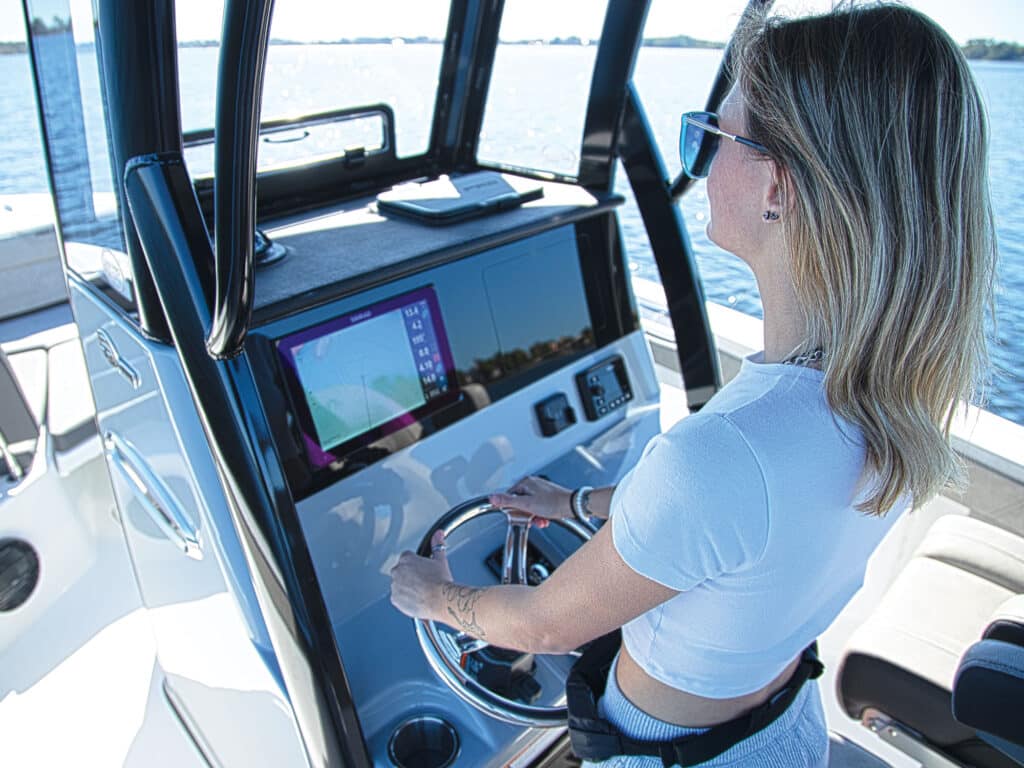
[914,514,1024,593]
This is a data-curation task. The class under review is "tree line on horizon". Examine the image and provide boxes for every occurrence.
[962,39,1024,61]
[2,17,1022,62]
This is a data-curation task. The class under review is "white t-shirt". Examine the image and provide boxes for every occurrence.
[611,353,904,698]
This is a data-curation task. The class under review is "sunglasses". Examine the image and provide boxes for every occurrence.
[679,111,770,179]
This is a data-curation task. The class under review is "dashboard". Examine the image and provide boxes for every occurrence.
[252,221,636,499]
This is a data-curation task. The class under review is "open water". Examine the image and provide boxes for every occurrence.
[0,44,1020,425]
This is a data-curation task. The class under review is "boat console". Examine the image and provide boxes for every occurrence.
[245,176,663,763]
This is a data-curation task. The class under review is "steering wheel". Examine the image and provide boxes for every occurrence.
[414,496,594,727]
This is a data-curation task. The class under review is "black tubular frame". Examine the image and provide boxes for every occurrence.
[87,0,369,762]
[123,154,369,768]
[574,0,720,406]
[577,0,651,192]
[620,85,720,407]
[93,0,178,342]
[432,0,505,169]
[207,0,275,358]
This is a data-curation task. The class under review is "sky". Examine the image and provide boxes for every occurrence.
[2,0,1023,45]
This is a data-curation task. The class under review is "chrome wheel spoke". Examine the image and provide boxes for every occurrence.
[501,509,534,585]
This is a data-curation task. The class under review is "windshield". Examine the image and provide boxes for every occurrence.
[176,0,452,175]
[477,0,608,178]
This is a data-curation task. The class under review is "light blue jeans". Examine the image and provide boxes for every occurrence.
[582,656,829,768]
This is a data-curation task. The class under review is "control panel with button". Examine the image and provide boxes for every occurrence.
[534,392,576,437]
[575,355,633,421]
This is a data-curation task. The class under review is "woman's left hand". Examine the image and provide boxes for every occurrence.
[389,530,453,621]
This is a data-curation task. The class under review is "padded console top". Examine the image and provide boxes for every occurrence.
[256,177,617,316]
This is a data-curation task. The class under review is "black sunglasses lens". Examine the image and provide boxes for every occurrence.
[681,112,719,179]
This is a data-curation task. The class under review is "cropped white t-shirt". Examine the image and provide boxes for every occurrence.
[611,353,905,698]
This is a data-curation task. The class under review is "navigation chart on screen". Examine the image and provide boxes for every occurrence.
[279,287,454,456]
[293,309,425,450]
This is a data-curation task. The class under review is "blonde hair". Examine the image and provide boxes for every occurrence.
[733,3,997,515]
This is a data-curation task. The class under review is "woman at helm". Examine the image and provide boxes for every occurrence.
[391,4,996,765]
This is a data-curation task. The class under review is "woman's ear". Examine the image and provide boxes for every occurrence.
[765,161,795,218]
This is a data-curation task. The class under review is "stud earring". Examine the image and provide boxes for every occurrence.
[763,210,779,221]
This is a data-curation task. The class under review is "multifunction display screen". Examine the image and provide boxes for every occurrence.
[276,286,457,466]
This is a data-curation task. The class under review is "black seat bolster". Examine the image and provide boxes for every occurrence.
[837,652,976,745]
[986,620,1024,648]
[953,639,1024,760]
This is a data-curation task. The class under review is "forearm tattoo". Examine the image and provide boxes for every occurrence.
[442,584,487,639]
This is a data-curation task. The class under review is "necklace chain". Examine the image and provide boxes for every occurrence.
[781,348,824,367]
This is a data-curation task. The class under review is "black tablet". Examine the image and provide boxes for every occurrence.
[376,171,544,225]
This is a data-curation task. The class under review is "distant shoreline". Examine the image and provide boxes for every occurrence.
[962,39,1024,61]
[1,37,1022,60]
[0,36,725,54]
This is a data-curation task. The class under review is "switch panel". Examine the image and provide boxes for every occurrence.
[535,392,576,437]
[576,355,632,421]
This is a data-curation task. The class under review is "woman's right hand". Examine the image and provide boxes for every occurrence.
[489,476,573,528]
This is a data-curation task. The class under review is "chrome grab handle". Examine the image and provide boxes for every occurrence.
[103,431,202,560]
[262,128,310,144]
[97,329,141,390]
